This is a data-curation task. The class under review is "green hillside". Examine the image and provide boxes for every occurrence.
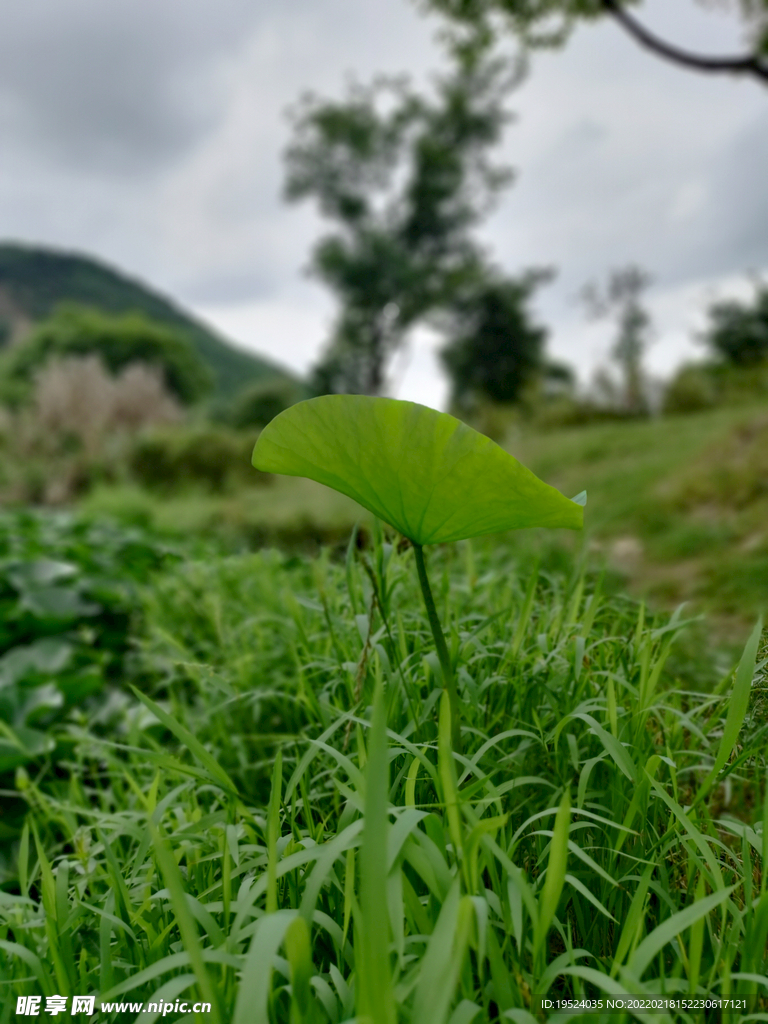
[0,241,301,400]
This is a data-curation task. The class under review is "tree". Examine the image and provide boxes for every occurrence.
[701,279,768,366]
[284,39,522,395]
[0,304,214,410]
[582,265,653,414]
[438,269,552,409]
[414,1,768,85]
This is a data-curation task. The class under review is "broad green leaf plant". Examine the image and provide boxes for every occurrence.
[253,395,585,749]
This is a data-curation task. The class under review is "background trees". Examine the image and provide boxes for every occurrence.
[0,304,214,411]
[438,270,552,410]
[414,1,768,85]
[284,39,549,402]
[703,280,768,368]
[582,265,654,415]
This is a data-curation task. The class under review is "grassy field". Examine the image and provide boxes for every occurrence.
[67,398,768,647]
[1,507,767,1022]
[510,402,768,634]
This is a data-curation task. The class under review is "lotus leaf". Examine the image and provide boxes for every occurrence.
[252,395,584,545]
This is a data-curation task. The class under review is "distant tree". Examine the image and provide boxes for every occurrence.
[225,377,307,429]
[284,38,522,395]
[582,265,653,414]
[414,1,768,85]
[701,280,768,366]
[0,304,214,409]
[438,269,552,408]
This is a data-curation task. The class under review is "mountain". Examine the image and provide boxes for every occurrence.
[0,242,302,400]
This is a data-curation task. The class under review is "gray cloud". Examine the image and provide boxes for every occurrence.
[0,0,262,173]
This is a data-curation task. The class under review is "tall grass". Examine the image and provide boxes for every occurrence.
[2,517,767,1022]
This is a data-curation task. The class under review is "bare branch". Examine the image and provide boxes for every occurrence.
[602,0,768,83]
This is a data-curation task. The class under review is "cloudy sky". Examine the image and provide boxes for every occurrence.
[1,0,766,410]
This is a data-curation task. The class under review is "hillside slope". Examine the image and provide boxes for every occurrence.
[0,242,301,400]
[508,402,768,636]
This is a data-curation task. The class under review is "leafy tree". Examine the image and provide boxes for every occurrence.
[701,280,768,366]
[225,377,307,429]
[582,264,653,414]
[414,1,768,85]
[0,304,214,409]
[284,40,522,395]
[438,269,552,408]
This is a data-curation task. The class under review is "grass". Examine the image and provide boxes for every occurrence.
[2,509,767,1022]
[45,398,766,639]
[510,401,768,630]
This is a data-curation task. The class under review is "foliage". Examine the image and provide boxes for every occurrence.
[582,265,653,416]
[284,40,528,395]
[0,304,214,409]
[252,395,584,545]
[31,353,183,462]
[662,364,719,415]
[663,413,768,512]
[512,402,768,627]
[254,393,584,749]
[0,242,300,400]
[0,510,192,794]
[414,0,768,83]
[438,270,552,408]
[2,519,768,1020]
[663,360,768,415]
[701,281,768,368]
[223,377,308,430]
[128,423,274,496]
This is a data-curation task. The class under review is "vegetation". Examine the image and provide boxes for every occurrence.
[0,242,300,401]
[218,377,310,431]
[0,305,214,410]
[580,266,653,417]
[414,0,768,86]
[439,271,552,410]
[703,281,768,369]
[662,281,768,415]
[1,502,766,1021]
[284,41,550,398]
[252,394,585,749]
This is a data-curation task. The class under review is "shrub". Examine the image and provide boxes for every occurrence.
[703,281,768,367]
[128,423,273,494]
[663,360,768,414]
[226,377,305,429]
[0,303,214,408]
[662,363,718,414]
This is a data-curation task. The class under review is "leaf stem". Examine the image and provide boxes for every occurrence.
[412,543,462,753]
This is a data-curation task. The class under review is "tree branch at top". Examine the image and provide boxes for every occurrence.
[601,0,768,83]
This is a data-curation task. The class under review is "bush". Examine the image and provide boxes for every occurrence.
[127,423,273,494]
[225,377,305,429]
[703,282,768,367]
[0,304,214,409]
[0,508,191,785]
[663,360,768,414]
[662,363,718,414]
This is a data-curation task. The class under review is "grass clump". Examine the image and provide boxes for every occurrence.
[2,508,767,1022]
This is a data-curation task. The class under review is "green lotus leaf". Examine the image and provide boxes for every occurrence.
[252,395,584,546]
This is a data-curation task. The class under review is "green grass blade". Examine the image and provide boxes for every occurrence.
[626,886,734,981]
[698,616,763,802]
[534,790,571,962]
[266,749,283,915]
[130,685,239,797]
[150,824,222,1024]
[357,675,396,1024]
